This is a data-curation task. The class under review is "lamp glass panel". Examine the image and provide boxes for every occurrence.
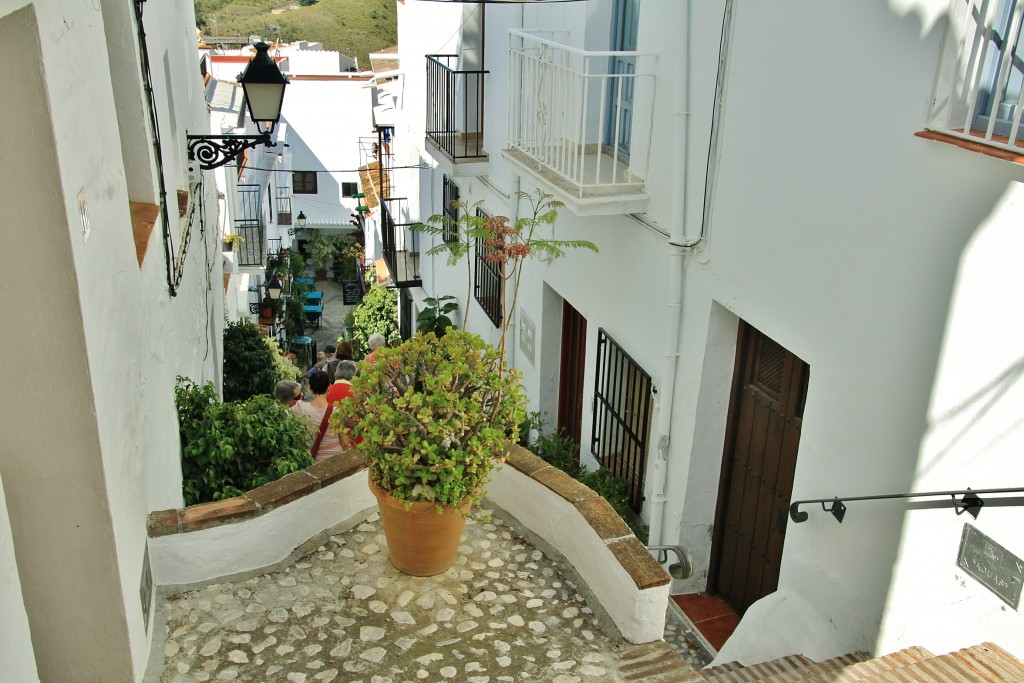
[244,82,285,128]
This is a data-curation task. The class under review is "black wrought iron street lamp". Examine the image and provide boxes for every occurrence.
[289,210,306,236]
[187,43,289,171]
[267,275,283,300]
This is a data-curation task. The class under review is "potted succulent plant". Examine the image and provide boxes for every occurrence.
[335,190,593,577]
[332,329,527,576]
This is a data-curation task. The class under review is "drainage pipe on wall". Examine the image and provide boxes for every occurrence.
[646,1,693,549]
[648,0,736,547]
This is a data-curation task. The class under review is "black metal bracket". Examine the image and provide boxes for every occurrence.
[822,498,846,523]
[954,490,984,519]
[789,486,1021,524]
[187,134,272,170]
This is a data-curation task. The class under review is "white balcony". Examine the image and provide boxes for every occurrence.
[504,29,656,216]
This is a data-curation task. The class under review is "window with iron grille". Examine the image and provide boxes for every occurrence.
[442,175,459,244]
[473,207,502,327]
[293,171,317,194]
[591,329,653,513]
[342,181,359,197]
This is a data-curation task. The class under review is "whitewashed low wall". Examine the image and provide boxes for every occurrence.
[488,463,670,644]
[149,471,373,587]
[146,447,670,646]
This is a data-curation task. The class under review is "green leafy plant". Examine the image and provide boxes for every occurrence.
[304,230,337,276]
[222,233,245,251]
[348,284,400,358]
[412,189,597,361]
[175,377,313,505]
[519,411,647,542]
[333,330,527,509]
[416,295,458,337]
[281,247,307,281]
[264,335,302,383]
[223,319,279,401]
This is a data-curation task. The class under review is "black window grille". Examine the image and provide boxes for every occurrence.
[473,207,502,327]
[591,329,653,513]
[442,175,459,244]
[342,182,359,197]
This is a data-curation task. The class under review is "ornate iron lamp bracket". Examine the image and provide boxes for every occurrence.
[187,134,272,170]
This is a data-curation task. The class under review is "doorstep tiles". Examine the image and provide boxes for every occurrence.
[671,593,740,652]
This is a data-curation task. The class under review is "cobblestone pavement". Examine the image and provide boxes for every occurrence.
[152,506,708,683]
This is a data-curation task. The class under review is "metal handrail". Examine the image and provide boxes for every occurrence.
[789,487,1024,524]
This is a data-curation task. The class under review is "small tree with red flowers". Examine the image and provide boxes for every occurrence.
[414,189,597,365]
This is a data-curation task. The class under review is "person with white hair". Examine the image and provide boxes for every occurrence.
[365,334,387,365]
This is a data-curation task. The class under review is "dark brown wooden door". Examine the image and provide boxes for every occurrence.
[557,301,587,457]
[710,321,809,615]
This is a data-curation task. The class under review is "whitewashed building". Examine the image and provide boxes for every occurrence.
[0,0,222,680]
[205,42,374,326]
[381,0,1024,665]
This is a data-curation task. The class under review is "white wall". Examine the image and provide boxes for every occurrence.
[283,77,373,230]
[0,0,221,678]
[399,0,1024,664]
[663,0,1024,662]
[0,474,39,683]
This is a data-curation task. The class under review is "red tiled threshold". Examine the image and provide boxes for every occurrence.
[672,593,740,651]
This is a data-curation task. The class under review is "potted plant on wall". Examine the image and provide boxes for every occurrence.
[337,190,595,577]
[222,233,245,253]
[332,329,527,576]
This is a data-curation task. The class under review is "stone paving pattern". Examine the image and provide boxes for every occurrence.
[157,509,645,682]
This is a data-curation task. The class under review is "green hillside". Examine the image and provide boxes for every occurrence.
[195,0,397,67]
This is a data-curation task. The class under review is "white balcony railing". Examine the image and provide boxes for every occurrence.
[927,0,1024,153]
[506,29,656,201]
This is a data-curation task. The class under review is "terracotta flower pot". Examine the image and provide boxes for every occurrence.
[369,478,470,576]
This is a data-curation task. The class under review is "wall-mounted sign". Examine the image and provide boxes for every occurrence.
[343,282,363,305]
[957,523,1023,609]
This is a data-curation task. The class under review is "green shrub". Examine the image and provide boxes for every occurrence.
[264,336,302,383]
[416,295,458,337]
[175,377,313,505]
[521,411,647,542]
[223,319,278,402]
[349,284,399,358]
[333,330,526,509]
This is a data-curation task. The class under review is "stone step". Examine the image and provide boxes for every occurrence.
[795,646,934,682]
[855,642,1024,683]
[701,654,817,681]
[757,652,870,682]
[618,641,705,682]
[696,642,1024,683]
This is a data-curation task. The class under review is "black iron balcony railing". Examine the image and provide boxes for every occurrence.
[234,184,266,267]
[790,487,1024,524]
[380,197,421,288]
[233,219,265,268]
[237,184,261,221]
[276,188,292,226]
[426,54,487,160]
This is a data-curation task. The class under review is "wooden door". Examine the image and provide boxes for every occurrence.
[557,301,587,459]
[710,321,809,615]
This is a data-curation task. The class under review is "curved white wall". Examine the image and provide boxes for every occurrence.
[0,476,39,683]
